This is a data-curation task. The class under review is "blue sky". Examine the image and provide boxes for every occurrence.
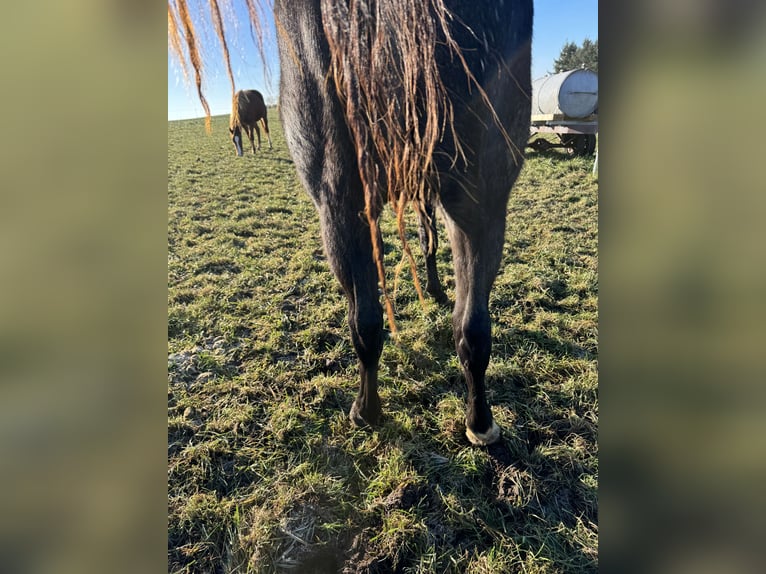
[168,1,598,121]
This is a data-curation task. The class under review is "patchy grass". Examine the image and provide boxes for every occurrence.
[168,111,598,573]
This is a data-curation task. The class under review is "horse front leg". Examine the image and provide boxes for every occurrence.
[418,202,448,304]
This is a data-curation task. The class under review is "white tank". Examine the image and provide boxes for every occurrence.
[532,69,598,119]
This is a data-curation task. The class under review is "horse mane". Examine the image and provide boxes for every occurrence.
[167,0,511,329]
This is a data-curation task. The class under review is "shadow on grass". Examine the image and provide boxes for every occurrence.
[500,325,595,361]
[525,147,595,162]
[379,329,597,571]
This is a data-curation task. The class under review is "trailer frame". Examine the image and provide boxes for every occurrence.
[528,113,598,156]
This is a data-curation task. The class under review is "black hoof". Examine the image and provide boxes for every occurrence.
[349,400,381,428]
[433,291,450,306]
[348,401,382,428]
[426,284,449,306]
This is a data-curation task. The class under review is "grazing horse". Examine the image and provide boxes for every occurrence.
[229,89,272,156]
[170,0,532,446]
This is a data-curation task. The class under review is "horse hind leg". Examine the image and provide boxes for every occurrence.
[441,200,507,446]
[253,123,262,152]
[277,0,383,427]
[455,293,501,446]
[279,90,382,425]
[261,116,273,150]
[347,285,384,427]
[311,202,384,426]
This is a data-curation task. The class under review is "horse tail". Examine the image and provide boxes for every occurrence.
[320,2,529,329]
[320,0,480,326]
[168,0,212,132]
[230,91,241,131]
[209,0,237,99]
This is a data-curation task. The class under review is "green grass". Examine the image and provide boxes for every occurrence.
[168,111,598,573]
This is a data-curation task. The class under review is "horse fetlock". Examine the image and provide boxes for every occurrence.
[426,281,449,305]
[465,420,501,446]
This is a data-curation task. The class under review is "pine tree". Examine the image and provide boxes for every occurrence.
[553,39,598,73]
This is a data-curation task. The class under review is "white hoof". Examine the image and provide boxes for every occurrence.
[465,421,501,446]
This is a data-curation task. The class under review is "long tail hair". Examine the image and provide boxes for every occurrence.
[229,91,242,133]
[319,0,466,327]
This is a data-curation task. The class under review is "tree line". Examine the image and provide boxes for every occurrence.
[554,38,598,73]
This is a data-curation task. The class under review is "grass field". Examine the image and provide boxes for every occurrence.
[168,110,598,573]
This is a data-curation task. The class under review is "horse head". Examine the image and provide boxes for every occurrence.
[229,125,244,156]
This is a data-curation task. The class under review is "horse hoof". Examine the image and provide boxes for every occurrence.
[433,291,450,306]
[466,421,501,446]
[349,400,380,428]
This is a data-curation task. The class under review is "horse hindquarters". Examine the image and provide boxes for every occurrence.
[275,0,385,426]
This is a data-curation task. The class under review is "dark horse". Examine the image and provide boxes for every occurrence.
[171,0,532,445]
[229,89,272,156]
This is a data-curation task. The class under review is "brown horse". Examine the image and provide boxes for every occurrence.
[170,0,533,446]
[229,89,272,156]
